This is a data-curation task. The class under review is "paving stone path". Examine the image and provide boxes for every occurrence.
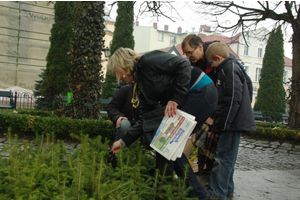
[236,135,300,171]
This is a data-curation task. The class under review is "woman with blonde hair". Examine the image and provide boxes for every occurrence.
[108,47,217,200]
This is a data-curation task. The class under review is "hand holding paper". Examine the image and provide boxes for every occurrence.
[150,109,197,160]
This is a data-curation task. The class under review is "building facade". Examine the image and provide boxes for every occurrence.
[0,2,114,91]
[0,1,54,90]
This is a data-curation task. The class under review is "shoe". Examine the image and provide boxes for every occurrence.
[207,191,226,200]
[200,169,212,175]
[227,193,233,197]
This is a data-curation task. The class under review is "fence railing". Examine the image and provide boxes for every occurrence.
[0,93,39,109]
[0,93,110,111]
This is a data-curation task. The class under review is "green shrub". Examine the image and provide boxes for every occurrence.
[246,122,300,143]
[0,132,193,199]
[0,109,114,142]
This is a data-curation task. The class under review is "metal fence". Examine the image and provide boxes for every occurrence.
[0,93,110,112]
[0,93,38,109]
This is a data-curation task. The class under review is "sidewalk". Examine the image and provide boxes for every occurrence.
[200,135,300,200]
[233,169,300,200]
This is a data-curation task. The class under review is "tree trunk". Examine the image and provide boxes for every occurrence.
[289,20,300,129]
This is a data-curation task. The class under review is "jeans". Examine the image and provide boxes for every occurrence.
[155,82,217,199]
[207,131,241,199]
[115,119,132,140]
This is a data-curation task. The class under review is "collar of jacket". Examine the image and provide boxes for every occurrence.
[216,56,235,72]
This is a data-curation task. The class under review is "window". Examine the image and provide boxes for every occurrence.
[170,36,176,43]
[244,66,249,74]
[258,48,262,57]
[283,71,287,83]
[158,32,164,42]
[244,45,249,55]
[255,68,261,82]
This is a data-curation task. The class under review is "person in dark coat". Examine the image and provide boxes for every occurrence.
[205,42,256,200]
[107,47,218,200]
[106,83,140,140]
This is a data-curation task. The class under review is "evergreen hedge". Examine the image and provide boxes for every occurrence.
[247,122,300,143]
[38,2,78,111]
[0,132,192,199]
[0,110,299,145]
[0,109,113,142]
[67,2,106,120]
[254,27,286,122]
[101,1,135,100]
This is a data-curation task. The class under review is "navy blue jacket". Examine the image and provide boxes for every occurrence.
[214,57,256,133]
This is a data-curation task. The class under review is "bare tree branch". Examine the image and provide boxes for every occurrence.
[195,1,296,40]
[105,1,117,16]
[136,1,183,22]
[105,1,183,25]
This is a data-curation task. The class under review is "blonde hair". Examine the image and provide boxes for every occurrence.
[205,42,230,61]
[107,47,141,83]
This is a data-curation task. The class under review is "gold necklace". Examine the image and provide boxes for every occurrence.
[131,72,140,108]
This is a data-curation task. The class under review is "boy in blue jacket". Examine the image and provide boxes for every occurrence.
[205,42,256,200]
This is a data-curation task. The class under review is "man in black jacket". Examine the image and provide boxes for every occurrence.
[107,84,140,140]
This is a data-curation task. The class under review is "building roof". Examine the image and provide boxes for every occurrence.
[201,34,239,44]
[166,46,181,56]
[158,44,184,57]
[284,56,292,67]
[201,34,240,60]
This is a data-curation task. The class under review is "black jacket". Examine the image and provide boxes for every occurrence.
[107,84,140,131]
[136,50,192,106]
[121,50,192,147]
[213,57,256,133]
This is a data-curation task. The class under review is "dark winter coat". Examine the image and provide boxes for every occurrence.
[213,57,256,133]
[121,50,192,147]
[106,84,140,132]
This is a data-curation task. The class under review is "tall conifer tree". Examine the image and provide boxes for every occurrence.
[66,2,106,119]
[36,2,77,110]
[102,1,135,99]
[254,27,286,121]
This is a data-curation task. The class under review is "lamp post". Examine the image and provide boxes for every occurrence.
[102,47,110,61]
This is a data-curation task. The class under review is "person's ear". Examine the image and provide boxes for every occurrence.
[198,44,203,50]
[215,55,222,61]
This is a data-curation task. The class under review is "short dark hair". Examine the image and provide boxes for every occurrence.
[182,34,204,49]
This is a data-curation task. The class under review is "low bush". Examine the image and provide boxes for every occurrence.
[246,122,300,143]
[0,131,193,199]
[0,109,114,142]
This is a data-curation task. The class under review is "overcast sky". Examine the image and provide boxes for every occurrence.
[106,1,293,59]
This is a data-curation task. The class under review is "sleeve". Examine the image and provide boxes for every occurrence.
[120,103,156,147]
[152,52,192,106]
[171,60,192,106]
[217,63,244,130]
